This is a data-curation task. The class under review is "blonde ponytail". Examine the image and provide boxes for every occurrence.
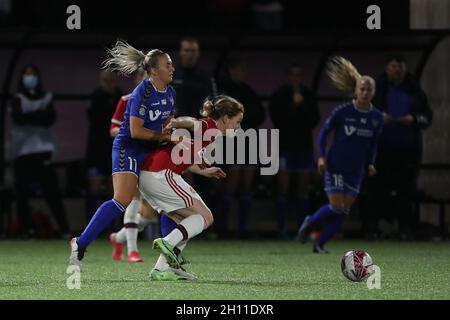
[327,56,361,95]
[102,39,146,75]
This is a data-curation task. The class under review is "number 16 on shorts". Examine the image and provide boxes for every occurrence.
[325,172,344,194]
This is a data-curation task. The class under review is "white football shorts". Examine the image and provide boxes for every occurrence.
[139,169,204,214]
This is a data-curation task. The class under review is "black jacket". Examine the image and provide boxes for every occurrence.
[172,65,213,117]
[86,87,122,159]
[218,79,265,130]
[269,84,320,152]
[373,73,433,164]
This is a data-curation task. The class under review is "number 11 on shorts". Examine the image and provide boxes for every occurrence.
[128,157,137,173]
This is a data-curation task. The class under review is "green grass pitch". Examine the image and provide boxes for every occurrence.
[0,239,449,299]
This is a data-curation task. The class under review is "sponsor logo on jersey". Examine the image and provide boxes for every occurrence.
[151,102,160,106]
[345,118,356,122]
[344,125,357,136]
[149,110,162,121]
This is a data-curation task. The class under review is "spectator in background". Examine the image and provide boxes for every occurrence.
[10,64,70,239]
[171,37,216,211]
[363,55,433,240]
[269,63,320,239]
[172,37,214,118]
[85,70,122,222]
[217,56,265,238]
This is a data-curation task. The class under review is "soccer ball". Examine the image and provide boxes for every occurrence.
[341,250,374,282]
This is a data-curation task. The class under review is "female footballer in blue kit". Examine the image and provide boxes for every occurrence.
[297,57,384,253]
[69,40,182,269]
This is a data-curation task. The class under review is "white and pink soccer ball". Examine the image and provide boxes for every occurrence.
[341,250,374,282]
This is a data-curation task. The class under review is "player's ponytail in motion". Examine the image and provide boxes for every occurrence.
[102,39,166,76]
[201,95,244,120]
[327,56,362,95]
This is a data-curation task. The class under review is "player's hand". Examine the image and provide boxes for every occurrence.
[368,165,376,176]
[317,157,326,175]
[200,167,227,179]
[396,114,414,126]
[162,117,176,133]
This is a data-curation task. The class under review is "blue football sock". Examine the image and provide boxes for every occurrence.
[160,213,177,237]
[77,199,125,249]
[307,204,342,226]
[276,195,288,234]
[317,214,346,246]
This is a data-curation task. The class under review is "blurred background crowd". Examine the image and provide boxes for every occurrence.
[0,0,449,241]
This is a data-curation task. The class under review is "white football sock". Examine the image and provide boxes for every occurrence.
[163,214,205,247]
[155,254,169,271]
[115,227,126,243]
[176,240,187,252]
[124,200,140,253]
[126,228,138,253]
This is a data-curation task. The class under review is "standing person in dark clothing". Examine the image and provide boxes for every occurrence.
[10,64,70,239]
[171,37,214,117]
[363,55,432,240]
[171,37,215,203]
[269,63,320,239]
[85,70,122,221]
[217,56,266,238]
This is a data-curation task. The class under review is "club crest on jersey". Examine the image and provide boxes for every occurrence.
[360,118,367,124]
[149,109,161,121]
[161,99,167,105]
[139,105,147,116]
[344,125,357,136]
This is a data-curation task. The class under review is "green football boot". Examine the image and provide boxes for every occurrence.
[149,268,183,281]
[152,238,180,268]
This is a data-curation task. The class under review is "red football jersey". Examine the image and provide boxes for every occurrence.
[110,94,131,131]
[141,118,219,175]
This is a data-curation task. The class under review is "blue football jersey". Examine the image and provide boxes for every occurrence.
[318,101,384,175]
[114,78,175,152]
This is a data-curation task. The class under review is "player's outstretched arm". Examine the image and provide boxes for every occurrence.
[187,165,226,179]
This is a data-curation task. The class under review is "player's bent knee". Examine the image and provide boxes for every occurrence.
[201,211,214,229]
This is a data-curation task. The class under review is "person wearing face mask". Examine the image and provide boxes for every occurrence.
[10,64,70,239]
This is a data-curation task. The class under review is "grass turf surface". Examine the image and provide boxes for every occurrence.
[0,239,449,299]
